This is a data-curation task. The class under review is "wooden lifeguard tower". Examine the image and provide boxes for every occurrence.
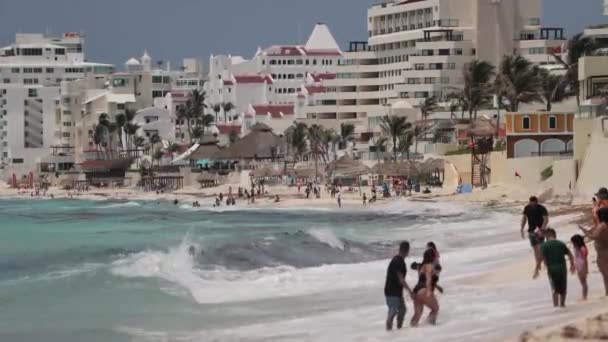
[467,119,496,189]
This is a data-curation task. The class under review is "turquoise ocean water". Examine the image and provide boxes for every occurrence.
[2,198,604,341]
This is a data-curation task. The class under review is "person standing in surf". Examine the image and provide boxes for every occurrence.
[570,234,589,300]
[533,228,575,307]
[410,249,440,327]
[579,207,608,296]
[521,196,549,267]
[384,241,413,331]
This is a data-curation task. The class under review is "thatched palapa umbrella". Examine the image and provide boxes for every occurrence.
[372,161,418,177]
[326,155,369,193]
[213,123,284,161]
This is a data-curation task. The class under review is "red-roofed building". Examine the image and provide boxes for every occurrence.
[310,73,337,83]
[252,104,295,118]
[305,85,326,94]
[205,23,341,126]
[234,75,273,84]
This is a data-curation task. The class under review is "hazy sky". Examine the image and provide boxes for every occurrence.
[0,0,605,68]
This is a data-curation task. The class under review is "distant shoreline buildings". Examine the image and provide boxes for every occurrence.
[1,0,608,198]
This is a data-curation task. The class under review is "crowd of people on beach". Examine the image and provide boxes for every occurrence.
[384,187,608,332]
[520,189,608,307]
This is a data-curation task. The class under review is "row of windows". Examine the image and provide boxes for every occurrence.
[527,47,546,55]
[418,48,465,56]
[22,68,43,73]
[521,116,558,130]
[406,77,450,85]
[8,67,82,74]
[412,62,457,71]
[265,59,334,66]
[271,73,305,80]
[276,88,297,94]
[399,91,443,99]
[152,90,170,98]
[152,75,171,84]
[24,78,39,84]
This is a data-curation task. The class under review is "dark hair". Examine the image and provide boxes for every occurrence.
[599,208,608,224]
[399,241,410,254]
[410,262,420,270]
[529,196,538,203]
[545,228,556,238]
[426,241,437,251]
[571,234,585,249]
[422,248,435,265]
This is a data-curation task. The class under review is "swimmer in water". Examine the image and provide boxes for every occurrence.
[188,246,196,257]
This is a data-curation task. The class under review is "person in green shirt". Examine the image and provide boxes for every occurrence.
[533,228,576,307]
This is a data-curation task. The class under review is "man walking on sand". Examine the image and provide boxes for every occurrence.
[534,228,575,307]
[521,196,549,267]
[384,241,413,331]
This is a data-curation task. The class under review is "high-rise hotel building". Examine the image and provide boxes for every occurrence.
[0,33,114,172]
[297,0,566,158]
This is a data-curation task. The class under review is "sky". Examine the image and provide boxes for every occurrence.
[0,0,605,68]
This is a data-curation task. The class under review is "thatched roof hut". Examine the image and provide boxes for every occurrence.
[326,155,369,176]
[467,118,497,137]
[288,168,316,178]
[183,134,222,161]
[213,123,284,160]
[372,161,418,177]
[419,158,445,173]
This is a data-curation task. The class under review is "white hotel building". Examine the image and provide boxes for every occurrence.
[0,33,114,173]
[205,24,342,135]
[297,0,567,159]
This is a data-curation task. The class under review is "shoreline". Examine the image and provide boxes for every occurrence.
[2,181,603,340]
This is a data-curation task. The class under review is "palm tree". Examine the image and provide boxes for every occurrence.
[176,105,193,145]
[380,115,412,162]
[212,103,221,123]
[552,33,599,107]
[200,114,215,137]
[167,142,180,159]
[463,60,495,119]
[115,113,126,151]
[149,133,161,160]
[339,122,355,150]
[92,124,106,158]
[153,148,164,166]
[123,108,138,150]
[397,132,414,161]
[419,96,438,122]
[495,55,543,112]
[413,124,429,157]
[186,89,208,144]
[191,127,205,142]
[308,124,333,178]
[539,69,568,111]
[370,135,388,162]
[106,121,118,157]
[222,102,235,123]
[288,122,308,161]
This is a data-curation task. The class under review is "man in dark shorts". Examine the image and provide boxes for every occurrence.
[384,241,413,330]
[534,228,575,307]
[521,196,549,266]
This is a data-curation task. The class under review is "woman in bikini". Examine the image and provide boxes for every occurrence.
[570,234,588,300]
[410,249,440,327]
[580,207,608,296]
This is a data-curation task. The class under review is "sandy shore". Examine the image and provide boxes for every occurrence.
[2,179,605,340]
